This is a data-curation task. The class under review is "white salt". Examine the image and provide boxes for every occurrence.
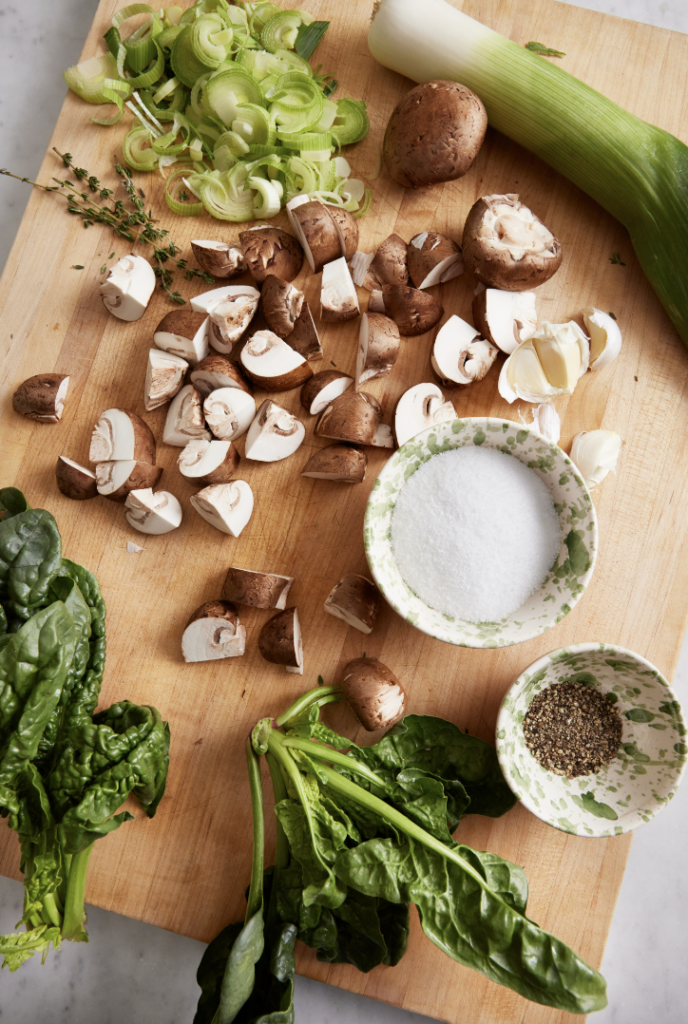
[391,447,561,622]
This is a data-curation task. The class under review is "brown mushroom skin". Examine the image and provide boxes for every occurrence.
[301,444,367,483]
[287,302,322,362]
[239,226,304,282]
[154,310,208,350]
[300,370,352,414]
[98,461,162,503]
[325,575,381,632]
[186,600,238,632]
[258,607,300,668]
[462,195,563,290]
[55,457,97,500]
[189,353,253,396]
[367,234,409,289]
[407,232,462,288]
[383,81,487,189]
[13,374,69,423]
[382,285,443,336]
[261,275,304,338]
[190,241,246,279]
[291,201,341,273]
[358,312,400,385]
[341,657,406,731]
[315,391,381,446]
[222,568,293,610]
[328,205,359,260]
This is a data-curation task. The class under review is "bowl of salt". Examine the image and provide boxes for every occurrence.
[364,416,597,648]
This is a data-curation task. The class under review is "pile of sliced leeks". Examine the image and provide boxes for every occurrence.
[63,1,371,222]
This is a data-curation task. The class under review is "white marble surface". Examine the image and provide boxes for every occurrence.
[1,1,687,1021]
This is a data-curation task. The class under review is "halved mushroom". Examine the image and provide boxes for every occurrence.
[190,283,261,315]
[286,197,341,273]
[432,316,499,387]
[189,352,253,397]
[203,388,256,441]
[287,302,322,361]
[13,374,69,423]
[300,370,353,416]
[368,290,386,314]
[190,480,254,536]
[89,409,156,464]
[191,240,246,279]
[206,289,261,354]
[55,456,97,500]
[154,310,209,365]
[407,231,463,289]
[472,288,538,355]
[162,385,211,446]
[100,254,156,321]
[462,194,563,290]
[324,575,381,634]
[301,444,367,483]
[258,607,303,674]
[124,487,183,534]
[181,600,246,662]
[95,460,162,503]
[327,205,359,260]
[178,438,240,485]
[239,225,304,282]
[382,285,443,336]
[222,567,294,610]
[365,234,409,290]
[240,331,313,391]
[315,390,381,446]
[394,383,455,447]
[245,400,305,462]
[341,657,406,731]
[144,349,188,411]
[321,257,360,322]
[261,275,304,337]
[355,312,400,388]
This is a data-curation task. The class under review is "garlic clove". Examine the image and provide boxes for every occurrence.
[570,430,623,488]
[499,341,559,404]
[581,308,623,369]
[531,403,561,445]
[499,321,590,404]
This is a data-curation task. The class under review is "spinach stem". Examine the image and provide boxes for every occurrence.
[244,739,264,924]
[267,733,333,878]
[274,686,341,728]
[281,735,386,790]
[61,843,94,941]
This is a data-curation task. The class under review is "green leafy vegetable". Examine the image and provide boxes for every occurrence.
[295,21,330,61]
[0,491,170,969]
[525,41,566,58]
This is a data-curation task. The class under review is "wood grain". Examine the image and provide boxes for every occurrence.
[1,1,688,1021]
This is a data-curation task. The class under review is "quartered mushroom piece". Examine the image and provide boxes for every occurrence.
[371,423,394,448]
[258,607,303,674]
[190,480,254,536]
[13,374,69,423]
[191,284,260,354]
[95,460,162,503]
[190,240,246,279]
[154,310,209,365]
[178,438,240,485]
[407,231,463,289]
[324,575,381,634]
[239,224,304,282]
[240,331,313,391]
[124,487,182,534]
[163,385,210,446]
[245,400,305,462]
[340,657,406,731]
[367,290,386,314]
[89,408,156,464]
[203,388,256,441]
[181,600,246,663]
[320,257,360,322]
[189,352,252,397]
[222,567,294,610]
[315,390,381,446]
[144,349,188,411]
[394,383,455,447]
[301,444,367,483]
[472,288,537,354]
[55,456,97,500]
[351,233,409,290]
[286,196,341,272]
[100,254,156,321]
[355,312,400,387]
[382,284,443,336]
[300,370,353,416]
[261,275,304,337]
[432,315,499,387]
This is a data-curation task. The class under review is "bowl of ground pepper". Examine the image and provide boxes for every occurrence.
[496,643,687,836]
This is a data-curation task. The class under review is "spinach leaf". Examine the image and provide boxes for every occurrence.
[0,488,30,520]
[0,509,62,617]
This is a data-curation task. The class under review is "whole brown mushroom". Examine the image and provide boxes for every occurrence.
[383,81,487,189]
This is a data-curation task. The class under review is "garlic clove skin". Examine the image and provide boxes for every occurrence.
[499,341,559,404]
[570,430,623,488]
[499,321,589,404]
[582,308,623,370]
[531,403,561,445]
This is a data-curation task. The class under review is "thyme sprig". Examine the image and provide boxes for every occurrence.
[0,148,214,304]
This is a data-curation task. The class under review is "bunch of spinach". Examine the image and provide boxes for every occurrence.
[0,488,170,968]
[196,686,607,1022]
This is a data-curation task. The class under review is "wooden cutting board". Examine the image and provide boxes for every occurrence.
[2,0,688,1021]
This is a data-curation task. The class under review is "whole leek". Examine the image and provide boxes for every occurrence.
[369,0,688,349]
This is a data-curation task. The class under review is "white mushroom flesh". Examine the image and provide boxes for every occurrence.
[162,385,211,446]
[349,251,375,287]
[433,316,498,386]
[144,349,188,411]
[479,200,557,260]
[190,480,254,536]
[321,257,360,319]
[395,383,456,447]
[480,289,538,354]
[154,318,209,364]
[182,620,246,663]
[306,376,353,416]
[95,460,137,496]
[100,254,156,321]
[245,401,305,462]
[190,284,260,315]
[204,388,256,440]
[240,331,307,382]
[90,409,137,462]
[124,488,183,534]
[208,292,260,351]
[285,609,303,675]
[178,439,233,479]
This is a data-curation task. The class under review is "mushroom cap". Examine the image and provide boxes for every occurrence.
[144,348,188,412]
[203,388,256,441]
[382,284,443,336]
[222,567,294,610]
[324,575,381,633]
[154,310,209,365]
[341,657,406,731]
[239,225,304,282]
[432,315,499,388]
[300,370,353,415]
[181,600,246,663]
[191,240,246,279]
[315,390,381,446]
[162,385,211,446]
[407,231,463,289]
[245,399,305,462]
[394,382,455,447]
[320,257,360,323]
[189,352,253,396]
[301,444,367,483]
[462,194,563,290]
[190,480,254,536]
[356,312,400,387]
[13,373,69,423]
[286,301,322,362]
[89,409,156,465]
[100,254,156,321]
[383,81,487,189]
[178,438,240,484]
[289,199,341,273]
[261,275,304,338]
[95,460,162,503]
[240,331,313,392]
[55,456,97,500]
[327,205,359,260]
[367,234,409,289]
[257,607,302,669]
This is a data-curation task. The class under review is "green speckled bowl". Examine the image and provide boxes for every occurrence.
[363,416,597,648]
[496,643,687,837]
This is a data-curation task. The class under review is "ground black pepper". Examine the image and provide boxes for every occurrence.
[523,681,623,778]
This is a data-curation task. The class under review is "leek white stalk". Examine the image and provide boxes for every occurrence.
[369,0,688,348]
